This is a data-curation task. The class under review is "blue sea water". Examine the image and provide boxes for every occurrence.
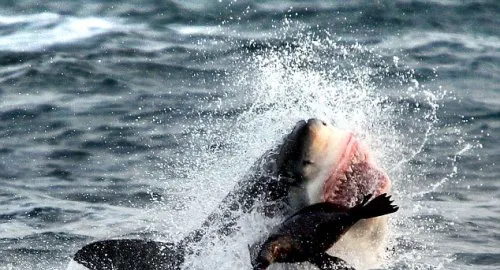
[0,1,498,269]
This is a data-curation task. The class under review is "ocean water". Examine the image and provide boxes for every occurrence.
[0,0,498,269]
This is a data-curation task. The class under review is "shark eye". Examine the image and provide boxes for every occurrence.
[302,160,313,165]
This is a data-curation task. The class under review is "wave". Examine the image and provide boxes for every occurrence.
[380,31,500,52]
[0,12,59,25]
[0,13,126,52]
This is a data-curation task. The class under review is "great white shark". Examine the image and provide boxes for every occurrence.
[68,118,392,270]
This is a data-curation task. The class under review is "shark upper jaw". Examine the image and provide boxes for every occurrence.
[321,133,391,208]
[296,120,391,208]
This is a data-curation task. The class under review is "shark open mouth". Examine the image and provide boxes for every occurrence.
[322,133,390,208]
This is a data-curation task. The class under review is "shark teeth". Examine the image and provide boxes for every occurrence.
[352,150,366,164]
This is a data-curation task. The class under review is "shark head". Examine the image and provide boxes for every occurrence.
[277,118,391,209]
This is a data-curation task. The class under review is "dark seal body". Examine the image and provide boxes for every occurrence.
[250,194,399,270]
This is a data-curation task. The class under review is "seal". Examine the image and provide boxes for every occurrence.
[68,118,392,270]
[250,194,398,270]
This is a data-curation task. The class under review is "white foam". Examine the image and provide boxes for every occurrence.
[0,13,123,52]
[380,31,500,51]
[169,24,223,36]
[168,24,273,40]
[0,12,60,25]
[66,260,90,270]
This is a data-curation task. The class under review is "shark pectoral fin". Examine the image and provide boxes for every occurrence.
[310,253,356,270]
[73,239,185,270]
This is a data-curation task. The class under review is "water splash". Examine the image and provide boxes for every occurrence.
[145,22,460,269]
[413,143,474,198]
[129,9,485,267]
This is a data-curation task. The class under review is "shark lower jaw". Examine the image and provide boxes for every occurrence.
[321,134,391,208]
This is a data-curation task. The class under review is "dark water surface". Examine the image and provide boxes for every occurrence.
[0,1,498,269]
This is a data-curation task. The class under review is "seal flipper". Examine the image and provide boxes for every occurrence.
[310,253,356,270]
[349,193,398,220]
[73,239,184,270]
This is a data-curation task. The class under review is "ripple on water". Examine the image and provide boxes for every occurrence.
[44,168,73,181]
[0,207,84,227]
[47,149,91,161]
[0,231,89,268]
[0,104,58,122]
[63,190,163,207]
[454,252,500,266]
[0,147,13,154]
[81,138,150,154]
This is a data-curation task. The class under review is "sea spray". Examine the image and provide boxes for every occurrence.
[145,26,452,269]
